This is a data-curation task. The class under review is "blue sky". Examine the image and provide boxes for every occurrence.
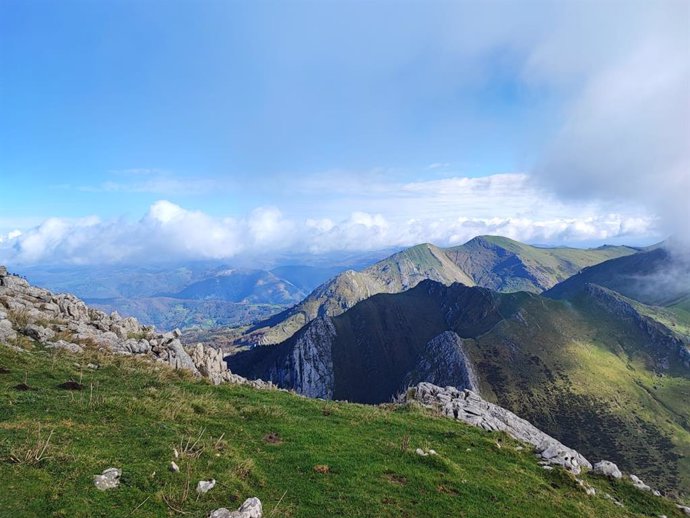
[1,0,688,264]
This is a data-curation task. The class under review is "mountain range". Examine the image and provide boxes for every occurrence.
[238,236,638,346]
[229,240,690,496]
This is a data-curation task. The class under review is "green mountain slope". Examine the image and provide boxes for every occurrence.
[0,345,685,518]
[445,236,638,293]
[241,243,474,345]
[239,237,636,346]
[230,281,690,496]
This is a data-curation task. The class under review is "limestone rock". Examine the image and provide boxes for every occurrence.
[402,331,479,392]
[405,382,591,474]
[630,474,651,492]
[93,467,121,490]
[0,319,16,343]
[593,460,622,479]
[190,343,228,385]
[196,479,216,494]
[45,340,84,353]
[677,505,690,516]
[22,324,55,342]
[210,497,263,518]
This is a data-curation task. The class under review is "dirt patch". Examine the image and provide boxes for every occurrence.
[0,367,11,374]
[58,380,84,390]
[436,484,459,495]
[383,473,407,485]
[263,432,282,445]
[13,383,34,391]
[313,464,330,474]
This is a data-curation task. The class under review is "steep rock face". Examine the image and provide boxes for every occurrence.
[266,317,336,399]
[584,283,690,368]
[402,331,479,392]
[405,382,593,474]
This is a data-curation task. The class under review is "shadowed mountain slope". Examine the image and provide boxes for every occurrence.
[239,237,636,346]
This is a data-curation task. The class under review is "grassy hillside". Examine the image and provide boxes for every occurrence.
[0,345,686,518]
[445,236,637,293]
[231,281,690,496]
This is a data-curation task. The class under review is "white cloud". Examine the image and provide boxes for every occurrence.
[0,173,660,265]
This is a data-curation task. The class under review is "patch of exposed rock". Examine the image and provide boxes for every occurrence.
[404,382,592,474]
[402,331,479,392]
[0,267,271,389]
[93,467,121,491]
[210,497,263,518]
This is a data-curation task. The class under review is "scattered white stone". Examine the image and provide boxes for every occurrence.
[209,498,263,518]
[87,363,99,370]
[630,474,651,492]
[196,479,216,494]
[415,448,428,457]
[593,460,622,479]
[173,448,179,459]
[576,478,596,496]
[169,461,179,473]
[428,449,437,456]
[677,505,690,516]
[210,497,263,517]
[93,467,121,490]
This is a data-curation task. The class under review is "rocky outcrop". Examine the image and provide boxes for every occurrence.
[585,283,690,368]
[0,267,272,388]
[189,342,275,390]
[402,331,479,393]
[405,382,592,474]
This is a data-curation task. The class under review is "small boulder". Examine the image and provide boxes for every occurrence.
[593,460,622,479]
[22,324,55,343]
[677,505,690,516]
[630,474,651,492]
[169,461,180,473]
[415,448,428,457]
[93,467,121,490]
[210,497,263,518]
[196,479,216,494]
[0,319,17,343]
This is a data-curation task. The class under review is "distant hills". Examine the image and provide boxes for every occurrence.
[14,256,384,330]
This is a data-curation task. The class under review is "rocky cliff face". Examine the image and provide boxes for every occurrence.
[584,283,690,368]
[262,317,336,399]
[402,331,479,392]
[0,267,269,389]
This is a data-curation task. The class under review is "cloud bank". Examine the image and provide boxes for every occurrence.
[0,174,657,265]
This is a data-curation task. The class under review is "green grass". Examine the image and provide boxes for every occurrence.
[0,345,685,517]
